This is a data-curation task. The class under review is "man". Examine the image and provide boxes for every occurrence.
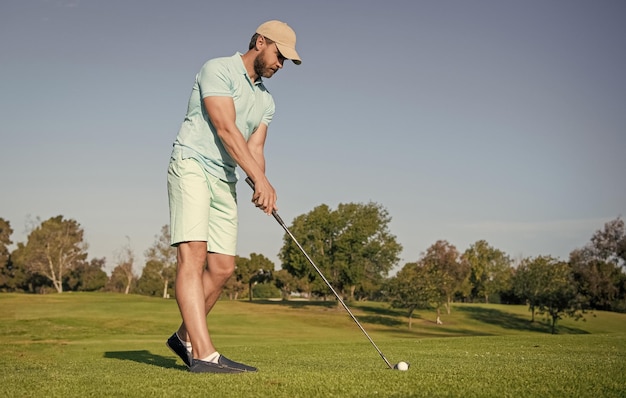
[165,20,301,373]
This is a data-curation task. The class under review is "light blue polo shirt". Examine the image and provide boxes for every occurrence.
[172,52,275,182]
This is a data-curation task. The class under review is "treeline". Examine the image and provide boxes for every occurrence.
[1,207,625,332]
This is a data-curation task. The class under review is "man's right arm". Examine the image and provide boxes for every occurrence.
[203,96,277,214]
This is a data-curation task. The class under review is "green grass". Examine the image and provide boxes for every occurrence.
[1,293,625,397]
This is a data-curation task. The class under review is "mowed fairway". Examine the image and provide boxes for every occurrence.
[1,293,625,397]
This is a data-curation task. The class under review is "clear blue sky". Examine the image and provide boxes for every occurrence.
[1,0,625,274]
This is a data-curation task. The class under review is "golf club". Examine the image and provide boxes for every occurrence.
[245,177,408,370]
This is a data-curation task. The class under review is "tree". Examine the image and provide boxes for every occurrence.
[144,225,177,298]
[223,273,245,300]
[1,246,32,292]
[234,253,273,301]
[0,218,12,270]
[136,260,171,297]
[106,239,136,294]
[333,203,402,300]
[463,240,513,303]
[18,216,88,293]
[248,253,274,300]
[567,217,626,312]
[355,277,386,301]
[279,204,334,298]
[3,240,49,292]
[535,259,583,334]
[420,240,470,315]
[66,257,108,292]
[251,282,280,299]
[387,261,440,328]
[273,269,298,300]
[514,255,584,332]
[278,202,402,300]
[0,218,17,291]
[513,256,550,322]
[570,249,622,311]
[587,217,625,267]
[0,255,17,291]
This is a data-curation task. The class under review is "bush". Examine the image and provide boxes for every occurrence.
[252,283,281,299]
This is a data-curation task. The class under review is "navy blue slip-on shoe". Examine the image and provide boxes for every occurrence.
[189,358,246,374]
[166,333,192,368]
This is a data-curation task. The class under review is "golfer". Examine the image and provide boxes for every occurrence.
[165,20,301,373]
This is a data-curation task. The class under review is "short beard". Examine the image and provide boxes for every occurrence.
[253,54,272,79]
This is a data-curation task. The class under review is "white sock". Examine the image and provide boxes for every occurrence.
[176,332,193,353]
[201,351,220,364]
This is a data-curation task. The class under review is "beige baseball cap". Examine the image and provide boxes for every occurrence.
[256,20,302,65]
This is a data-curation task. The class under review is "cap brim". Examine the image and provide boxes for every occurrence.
[276,43,301,65]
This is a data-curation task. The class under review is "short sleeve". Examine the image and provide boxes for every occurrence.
[261,95,276,126]
[197,59,231,98]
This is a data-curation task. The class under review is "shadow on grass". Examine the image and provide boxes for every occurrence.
[247,300,589,336]
[457,306,589,334]
[357,315,405,327]
[250,300,404,315]
[104,350,184,370]
[252,300,403,327]
[353,304,407,318]
[250,300,406,327]
[249,299,337,310]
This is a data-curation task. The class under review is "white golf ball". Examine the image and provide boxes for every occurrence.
[395,361,409,371]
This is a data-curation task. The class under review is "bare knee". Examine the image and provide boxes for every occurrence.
[207,253,235,283]
[177,242,208,277]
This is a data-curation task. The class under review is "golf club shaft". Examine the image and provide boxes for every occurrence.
[245,177,393,369]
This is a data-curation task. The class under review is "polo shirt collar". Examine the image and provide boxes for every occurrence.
[234,52,263,87]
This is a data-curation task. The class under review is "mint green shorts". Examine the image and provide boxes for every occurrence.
[167,153,238,255]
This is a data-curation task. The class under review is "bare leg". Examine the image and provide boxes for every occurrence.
[175,241,213,359]
[176,248,235,359]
